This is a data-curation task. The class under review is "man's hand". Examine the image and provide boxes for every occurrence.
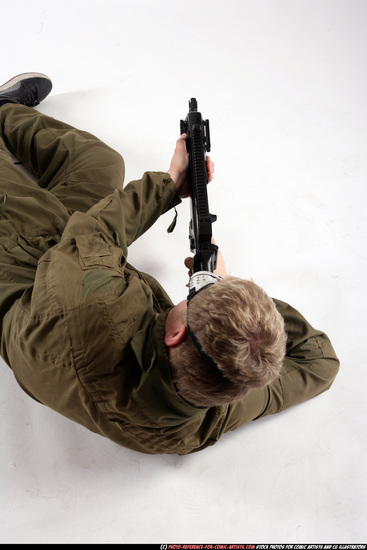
[168,134,214,199]
[206,155,214,182]
[168,134,189,198]
[184,238,227,280]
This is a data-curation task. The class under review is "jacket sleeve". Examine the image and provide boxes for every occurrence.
[84,171,181,256]
[220,298,340,434]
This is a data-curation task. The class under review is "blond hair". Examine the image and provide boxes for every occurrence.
[170,276,287,407]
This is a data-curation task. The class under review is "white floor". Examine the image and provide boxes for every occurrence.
[1,0,366,544]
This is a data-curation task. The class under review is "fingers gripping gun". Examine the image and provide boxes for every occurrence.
[180,98,218,275]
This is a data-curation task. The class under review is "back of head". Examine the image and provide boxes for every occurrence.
[170,276,287,407]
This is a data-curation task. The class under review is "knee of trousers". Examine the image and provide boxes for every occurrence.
[71,139,125,188]
[108,149,125,181]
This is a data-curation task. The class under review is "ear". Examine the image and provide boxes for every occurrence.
[164,324,187,348]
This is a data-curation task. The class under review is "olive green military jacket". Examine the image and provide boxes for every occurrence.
[1,172,230,454]
[1,172,339,455]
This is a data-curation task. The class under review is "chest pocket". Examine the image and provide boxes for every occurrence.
[75,233,116,269]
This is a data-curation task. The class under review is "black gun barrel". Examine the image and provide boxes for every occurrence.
[189,98,197,112]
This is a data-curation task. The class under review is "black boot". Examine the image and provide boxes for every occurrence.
[0,72,52,107]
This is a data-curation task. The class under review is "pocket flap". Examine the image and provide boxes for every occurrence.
[75,233,114,268]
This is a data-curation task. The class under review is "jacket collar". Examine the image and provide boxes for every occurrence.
[131,310,207,426]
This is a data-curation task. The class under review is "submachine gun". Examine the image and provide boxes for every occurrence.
[180,98,218,276]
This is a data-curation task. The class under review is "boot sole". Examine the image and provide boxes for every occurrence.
[0,72,52,92]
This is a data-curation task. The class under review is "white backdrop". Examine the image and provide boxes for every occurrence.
[1,0,366,544]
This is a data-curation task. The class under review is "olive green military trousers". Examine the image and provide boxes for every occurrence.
[0,103,125,323]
